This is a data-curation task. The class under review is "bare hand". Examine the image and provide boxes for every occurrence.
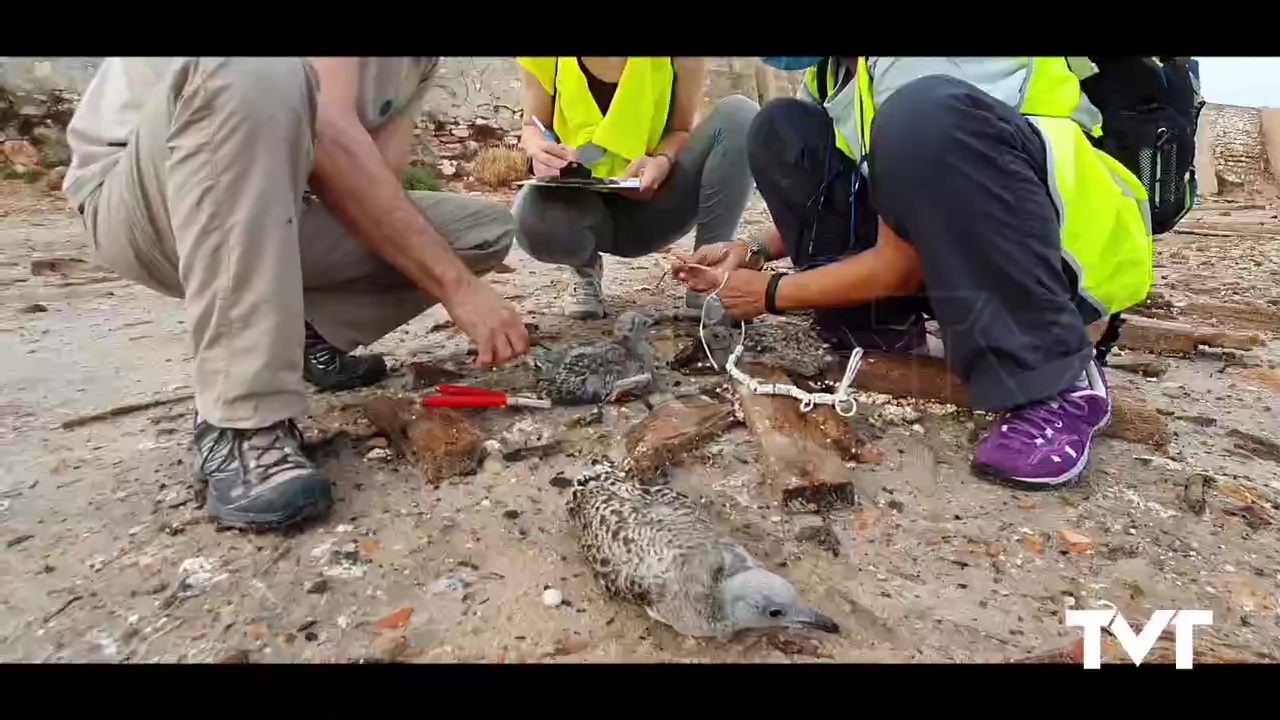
[527,136,577,177]
[617,155,672,199]
[441,276,530,367]
[673,266,770,320]
[670,241,746,292]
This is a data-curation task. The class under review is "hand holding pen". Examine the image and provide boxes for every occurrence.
[525,116,577,176]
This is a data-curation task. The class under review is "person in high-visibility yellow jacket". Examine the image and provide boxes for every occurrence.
[512,57,759,320]
[673,57,1156,489]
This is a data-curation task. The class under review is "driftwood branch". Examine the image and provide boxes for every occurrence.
[58,392,195,430]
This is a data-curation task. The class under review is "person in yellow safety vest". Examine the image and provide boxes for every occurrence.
[512,57,759,320]
[673,57,1155,490]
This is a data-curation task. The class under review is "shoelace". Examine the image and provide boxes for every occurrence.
[203,424,310,485]
[1001,392,1088,444]
[570,275,601,301]
[243,427,312,481]
[307,345,343,371]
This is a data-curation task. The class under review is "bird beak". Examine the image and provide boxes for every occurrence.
[794,607,841,634]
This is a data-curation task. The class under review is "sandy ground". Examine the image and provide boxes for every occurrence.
[1,178,1278,664]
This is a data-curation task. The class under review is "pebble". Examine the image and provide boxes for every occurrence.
[304,579,328,594]
[431,573,467,594]
[364,448,392,462]
[542,588,563,608]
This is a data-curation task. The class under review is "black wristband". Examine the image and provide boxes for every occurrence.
[764,273,784,315]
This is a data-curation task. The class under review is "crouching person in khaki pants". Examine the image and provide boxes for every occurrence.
[64,57,530,531]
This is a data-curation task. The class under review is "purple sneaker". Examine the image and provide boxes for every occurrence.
[971,360,1112,488]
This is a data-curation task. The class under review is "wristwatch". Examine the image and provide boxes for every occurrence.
[742,234,770,271]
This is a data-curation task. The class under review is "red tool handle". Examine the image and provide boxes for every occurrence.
[433,384,504,397]
[421,394,507,407]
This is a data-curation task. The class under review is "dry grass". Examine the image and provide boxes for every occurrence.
[472,147,528,188]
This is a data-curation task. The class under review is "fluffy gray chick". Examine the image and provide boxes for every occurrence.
[530,311,655,405]
[567,459,840,639]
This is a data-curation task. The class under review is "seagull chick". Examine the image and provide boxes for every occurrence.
[530,311,655,405]
[566,460,840,639]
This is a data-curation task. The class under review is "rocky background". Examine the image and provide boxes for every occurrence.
[0,57,804,196]
[1,56,1276,201]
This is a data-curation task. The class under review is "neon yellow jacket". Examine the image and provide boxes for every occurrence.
[517,57,673,179]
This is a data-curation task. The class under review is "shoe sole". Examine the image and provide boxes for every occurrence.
[195,471,335,531]
[971,409,1112,491]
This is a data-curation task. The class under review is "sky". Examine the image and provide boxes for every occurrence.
[1196,57,1280,108]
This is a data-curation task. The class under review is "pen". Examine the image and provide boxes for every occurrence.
[530,115,556,143]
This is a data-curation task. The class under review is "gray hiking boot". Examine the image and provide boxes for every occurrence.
[193,417,334,530]
[564,254,605,320]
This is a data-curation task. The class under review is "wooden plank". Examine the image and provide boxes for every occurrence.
[733,363,861,512]
[1090,315,1265,354]
[622,396,735,485]
[840,352,1170,448]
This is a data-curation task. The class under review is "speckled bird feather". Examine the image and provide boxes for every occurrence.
[566,460,759,636]
[530,313,655,405]
[534,342,646,404]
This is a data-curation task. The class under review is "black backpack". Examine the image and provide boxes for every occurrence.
[1078,56,1203,236]
[1076,56,1204,363]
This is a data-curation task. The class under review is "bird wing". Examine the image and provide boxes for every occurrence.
[546,342,636,404]
[568,466,718,610]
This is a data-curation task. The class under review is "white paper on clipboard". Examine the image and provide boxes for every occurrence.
[516,176,642,192]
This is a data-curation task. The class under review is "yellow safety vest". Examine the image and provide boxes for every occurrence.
[516,57,674,179]
[804,57,1154,319]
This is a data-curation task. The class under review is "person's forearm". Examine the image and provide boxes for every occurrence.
[653,130,690,160]
[309,105,472,302]
[370,115,415,175]
[773,245,919,311]
[520,122,546,153]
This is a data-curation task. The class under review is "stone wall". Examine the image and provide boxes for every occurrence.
[1200,103,1276,196]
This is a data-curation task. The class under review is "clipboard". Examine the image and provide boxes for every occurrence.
[516,175,642,192]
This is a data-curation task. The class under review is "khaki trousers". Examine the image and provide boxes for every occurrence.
[79,58,515,429]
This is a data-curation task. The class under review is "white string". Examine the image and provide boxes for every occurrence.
[696,268,863,417]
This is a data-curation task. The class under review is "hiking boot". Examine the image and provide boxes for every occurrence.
[564,254,605,320]
[303,322,387,391]
[811,309,929,356]
[194,416,334,530]
[971,359,1112,489]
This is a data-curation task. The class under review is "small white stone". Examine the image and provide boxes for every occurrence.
[542,588,563,608]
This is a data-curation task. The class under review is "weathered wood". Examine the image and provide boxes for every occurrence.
[733,363,859,511]
[622,396,735,484]
[1106,353,1170,378]
[1107,316,1264,354]
[359,397,483,484]
[839,351,1171,448]
[58,392,194,430]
